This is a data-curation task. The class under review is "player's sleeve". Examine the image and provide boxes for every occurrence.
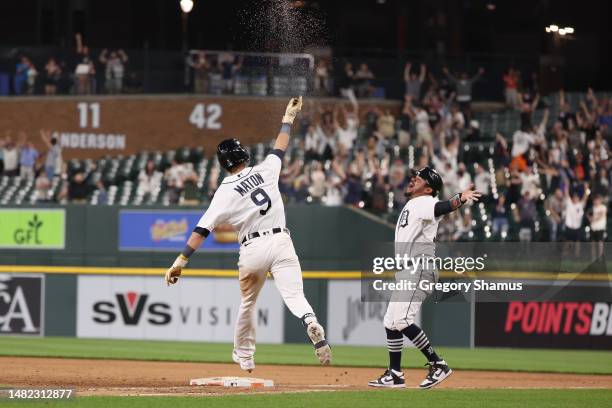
[261,149,284,178]
[196,193,228,233]
[417,197,437,221]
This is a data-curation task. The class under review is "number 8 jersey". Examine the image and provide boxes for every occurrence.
[196,150,286,241]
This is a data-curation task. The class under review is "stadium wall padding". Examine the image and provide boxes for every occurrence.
[0,205,393,270]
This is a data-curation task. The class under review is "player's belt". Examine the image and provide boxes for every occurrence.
[241,227,290,245]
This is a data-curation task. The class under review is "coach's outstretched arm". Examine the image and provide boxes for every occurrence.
[274,96,303,152]
[164,227,209,285]
[434,184,482,217]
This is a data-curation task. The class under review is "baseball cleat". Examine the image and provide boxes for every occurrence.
[232,350,255,373]
[368,369,406,388]
[419,360,452,389]
[306,322,332,365]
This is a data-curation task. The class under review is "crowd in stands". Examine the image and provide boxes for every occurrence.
[11,33,133,96]
[270,76,612,245]
[3,53,612,244]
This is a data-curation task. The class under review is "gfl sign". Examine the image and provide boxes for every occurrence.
[93,292,171,325]
[13,215,43,244]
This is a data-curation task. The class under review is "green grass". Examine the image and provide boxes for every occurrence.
[4,390,612,408]
[0,336,611,374]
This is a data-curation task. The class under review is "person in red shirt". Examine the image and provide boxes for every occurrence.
[503,67,520,110]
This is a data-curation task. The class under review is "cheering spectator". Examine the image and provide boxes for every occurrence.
[18,137,38,179]
[14,56,31,95]
[557,90,576,130]
[377,109,395,140]
[510,124,534,171]
[181,166,200,205]
[563,184,589,256]
[446,103,465,131]
[491,195,509,238]
[404,62,426,101]
[190,52,211,94]
[40,129,62,179]
[1,135,19,176]
[338,62,357,103]
[398,96,413,148]
[456,163,472,192]
[354,63,374,98]
[335,101,359,150]
[546,188,565,242]
[74,33,95,94]
[314,59,330,96]
[165,159,184,203]
[518,192,536,242]
[442,66,484,118]
[412,103,433,151]
[75,57,95,94]
[473,164,491,198]
[137,160,162,198]
[25,59,38,95]
[589,195,607,258]
[308,161,326,202]
[44,58,62,95]
[34,172,52,203]
[219,53,242,94]
[99,49,128,94]
[503,67,520,110]
[66,172,92,203]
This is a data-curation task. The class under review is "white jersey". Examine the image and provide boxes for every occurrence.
[197,153,285,241]
[395,195,441,257]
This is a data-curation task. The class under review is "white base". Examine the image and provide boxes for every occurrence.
[190,376,274,388]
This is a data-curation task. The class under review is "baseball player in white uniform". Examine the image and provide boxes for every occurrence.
[164,96,331,372]
[368,167,481,389]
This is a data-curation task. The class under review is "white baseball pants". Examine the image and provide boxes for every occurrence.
[233,232,314,359]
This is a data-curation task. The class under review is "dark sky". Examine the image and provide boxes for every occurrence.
[0,0,608,54]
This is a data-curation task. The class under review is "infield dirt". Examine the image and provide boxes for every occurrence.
[2,357,612,396]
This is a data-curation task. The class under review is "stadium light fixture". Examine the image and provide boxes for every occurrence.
[545,24,575,38]
[180,0,194,13]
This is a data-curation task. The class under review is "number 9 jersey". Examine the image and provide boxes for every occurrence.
[196,150,286,241]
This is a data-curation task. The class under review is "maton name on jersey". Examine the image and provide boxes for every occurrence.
[233,173,265,196]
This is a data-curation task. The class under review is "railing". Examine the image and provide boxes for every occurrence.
[0,45,584,100]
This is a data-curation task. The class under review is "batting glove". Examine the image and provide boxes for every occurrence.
[282,96,303,124]
[165,254,188,286]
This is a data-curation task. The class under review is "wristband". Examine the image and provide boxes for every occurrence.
[173,254,189,269]
[280,123,292,134]
[181,244,195,258]
[451,193,464,208]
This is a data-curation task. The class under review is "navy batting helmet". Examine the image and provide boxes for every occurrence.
[216,138,250,171]
[416,166,443,195]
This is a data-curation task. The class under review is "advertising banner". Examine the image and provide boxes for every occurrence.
[0,209,65,249]
[76,276,283,342]
[0,274,44,336]
[118,210,239,251]
[327,280,420,346]
[475,284,612,350]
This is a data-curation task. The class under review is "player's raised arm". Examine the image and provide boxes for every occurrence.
[433,183,482,217]
[273,96,303,152]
